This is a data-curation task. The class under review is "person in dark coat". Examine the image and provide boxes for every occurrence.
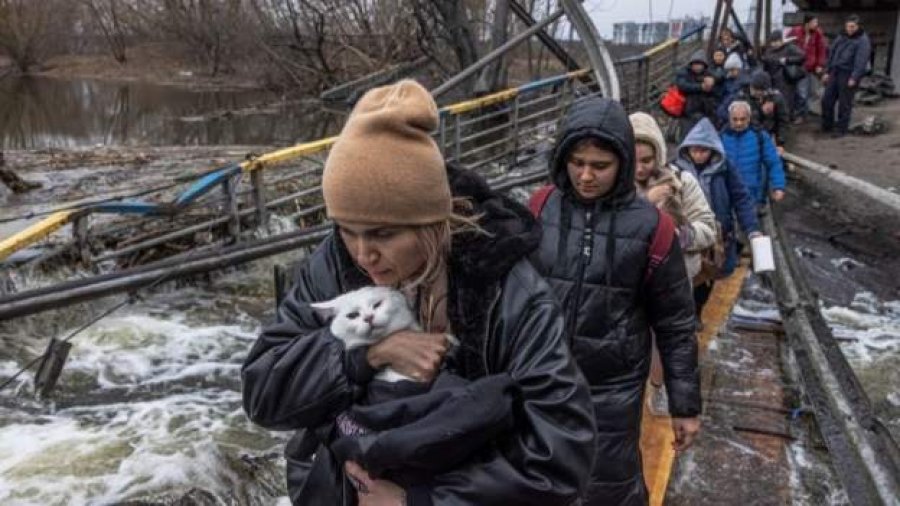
[675,50,718,140]
[822,14,872,137]
[716,53,750,127]
[719,27,754,69]
[761,30,807,118]
[671,116,761,319]
[729,71,791,149]
[710,47,728,100]
[241,80,597,506]
[530,97,701,506]
[786,14,828,121]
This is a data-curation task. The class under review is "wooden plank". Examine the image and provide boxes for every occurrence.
[642,264,749,505]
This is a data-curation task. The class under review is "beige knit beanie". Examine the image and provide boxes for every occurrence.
[322,79,452,225]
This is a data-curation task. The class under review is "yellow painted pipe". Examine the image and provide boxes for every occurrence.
[0,210,76,262]
[241,136,339,172]
[2,71,588,261]
[443,89,520,116]
[644,38,678,58]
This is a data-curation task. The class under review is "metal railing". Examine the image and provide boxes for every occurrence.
[614,25,706,113]
[0,27,705,281]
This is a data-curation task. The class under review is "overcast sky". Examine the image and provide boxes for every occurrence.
[583,0,797,37]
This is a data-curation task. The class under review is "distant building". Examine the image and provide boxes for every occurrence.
[613,16,711,45]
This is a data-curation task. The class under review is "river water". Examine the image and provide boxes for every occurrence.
[0,252,295,505]
[0,76,341,149]
[0,76,331,504]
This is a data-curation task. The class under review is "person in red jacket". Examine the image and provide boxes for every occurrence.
[786,14,828,122]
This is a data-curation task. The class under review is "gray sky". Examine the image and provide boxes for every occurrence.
[584,0,797,37]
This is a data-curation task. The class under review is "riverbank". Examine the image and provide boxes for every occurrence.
[791,98,900,191]
[2,44,266,92]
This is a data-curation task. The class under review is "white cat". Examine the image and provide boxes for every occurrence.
[311,286,422,383]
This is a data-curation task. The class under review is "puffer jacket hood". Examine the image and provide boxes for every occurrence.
[677,118,726,173]
[549,97,636,203]
[689,49,708,67]
[629,112,667,173]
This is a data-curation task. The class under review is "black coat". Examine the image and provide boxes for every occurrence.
[733,87,791,146]
[241,165,597,506]
[530,98,701,506]
[827,29,872,81]
[675,51,717,120]
[762,42,807,97]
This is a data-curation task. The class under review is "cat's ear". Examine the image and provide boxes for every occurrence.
[310,300,337,319]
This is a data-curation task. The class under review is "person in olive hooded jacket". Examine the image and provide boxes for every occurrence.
[530,97,701,506]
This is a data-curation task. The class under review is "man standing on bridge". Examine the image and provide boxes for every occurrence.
[786,14,828,123]
[821,14,871,137]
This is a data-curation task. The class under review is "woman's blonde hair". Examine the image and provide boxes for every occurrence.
[405,197,486,330]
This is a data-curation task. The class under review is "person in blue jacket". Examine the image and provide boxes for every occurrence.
[720,101,786,205]
[671,117,761,319]
[821,14,872,137]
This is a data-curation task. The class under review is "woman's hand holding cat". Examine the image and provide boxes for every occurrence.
[366,331,451,382]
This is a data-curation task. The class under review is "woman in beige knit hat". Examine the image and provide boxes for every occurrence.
[242,80,595,506]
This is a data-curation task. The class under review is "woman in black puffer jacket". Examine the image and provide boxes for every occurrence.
[530,97,701,506]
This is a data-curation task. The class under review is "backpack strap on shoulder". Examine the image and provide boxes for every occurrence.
[643,208,677,286]
[528,185,555,218]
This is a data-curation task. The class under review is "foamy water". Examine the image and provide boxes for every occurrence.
[822,292,900,363]
[0,279,291,505]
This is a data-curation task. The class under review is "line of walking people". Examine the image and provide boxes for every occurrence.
[238,57,796,505]
[674,13,871,143]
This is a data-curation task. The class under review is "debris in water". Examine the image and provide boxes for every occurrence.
[849,115,888,136]
[830,257,866,271]
[849,292,882,315]
[795,246,819,259]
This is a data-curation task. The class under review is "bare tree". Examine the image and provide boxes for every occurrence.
[250,0,423,91]
[0,0,73,72]
[81,0,129,64]
[411,0,481,91]
[124,0,247,77]
[478,0,509,93]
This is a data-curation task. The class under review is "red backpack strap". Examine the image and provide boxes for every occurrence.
[528,185,555,218]
[643,208,677,285]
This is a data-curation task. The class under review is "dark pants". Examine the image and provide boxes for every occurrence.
[821,71,856,134]
[694,281,715,320]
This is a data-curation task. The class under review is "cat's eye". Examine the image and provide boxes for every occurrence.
[347,311,360,319]
[373,301,382,309]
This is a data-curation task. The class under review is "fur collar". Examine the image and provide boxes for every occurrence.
[333,164,540,378]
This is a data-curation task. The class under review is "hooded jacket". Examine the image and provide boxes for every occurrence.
[630,112,717,281]
[674,119,760,276]
[531,98,700,506]
[762,40,807,92]
[720,121,786,204]
[675,50,717,118]
[242,165,596,506]
[827,28,871,81]
[730,80,791,146]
